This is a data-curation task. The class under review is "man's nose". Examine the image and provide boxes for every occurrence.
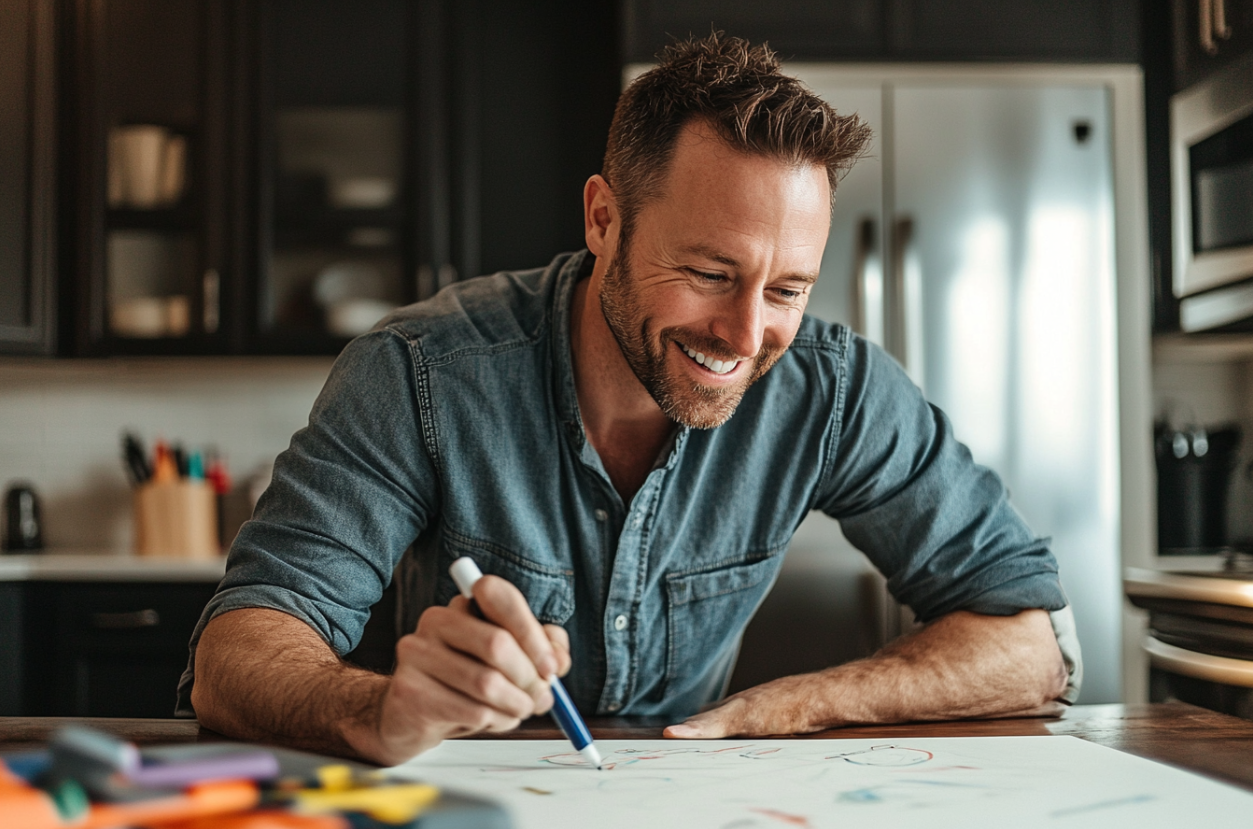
[710,287,765,359]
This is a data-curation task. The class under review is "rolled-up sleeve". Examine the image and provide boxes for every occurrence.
[176,327,438,714]
[814,335,1069,624]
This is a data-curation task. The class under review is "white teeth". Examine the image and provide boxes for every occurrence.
[680,344,738,375]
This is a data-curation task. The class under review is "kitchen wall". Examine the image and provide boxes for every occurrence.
[0,357,334,551]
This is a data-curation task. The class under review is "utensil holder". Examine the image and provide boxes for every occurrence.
[133,480,219,558]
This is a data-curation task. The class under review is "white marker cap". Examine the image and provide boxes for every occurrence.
[449,557,484,598]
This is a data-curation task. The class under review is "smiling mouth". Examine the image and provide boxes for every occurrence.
[678,342,741,376]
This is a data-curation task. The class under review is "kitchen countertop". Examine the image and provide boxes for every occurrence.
[0,550,225,582]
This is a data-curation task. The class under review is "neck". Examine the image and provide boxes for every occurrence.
[569,266,674,503]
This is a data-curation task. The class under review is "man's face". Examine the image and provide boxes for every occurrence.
[599,122,831,429]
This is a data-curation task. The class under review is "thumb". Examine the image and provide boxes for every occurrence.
[663,707,732,739]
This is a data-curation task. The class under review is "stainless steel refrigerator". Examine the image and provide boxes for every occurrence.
[739,65,1146,705]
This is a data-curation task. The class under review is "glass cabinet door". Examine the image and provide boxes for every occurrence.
[93,0,227,350]
[255,0,415,351]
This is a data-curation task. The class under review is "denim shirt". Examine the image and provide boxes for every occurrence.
[177,249,1075,718]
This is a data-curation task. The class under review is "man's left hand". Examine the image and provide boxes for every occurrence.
[664,608,1068,739]
[664,672,835,738]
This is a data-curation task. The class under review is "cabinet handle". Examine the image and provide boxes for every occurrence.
[203,269,220,334]
[1214,0,1233,40]
[1200,0,1219,54]
[90,609,161,629]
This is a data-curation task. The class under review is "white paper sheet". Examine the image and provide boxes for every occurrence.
[390,736,1253,828]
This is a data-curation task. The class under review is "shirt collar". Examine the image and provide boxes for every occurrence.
[551,249,595,456]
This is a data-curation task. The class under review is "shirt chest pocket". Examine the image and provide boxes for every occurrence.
[435,533,575,626]
[663,551,785,703]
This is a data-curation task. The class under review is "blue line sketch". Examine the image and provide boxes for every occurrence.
[824,744,934,766]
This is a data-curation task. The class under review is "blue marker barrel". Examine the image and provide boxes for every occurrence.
[548,677,593,750]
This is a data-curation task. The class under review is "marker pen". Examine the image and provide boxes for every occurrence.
[449,557,603,770]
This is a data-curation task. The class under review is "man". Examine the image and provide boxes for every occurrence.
[183,34,1078,765]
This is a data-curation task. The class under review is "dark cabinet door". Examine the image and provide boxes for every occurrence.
[52,582,217,718]
[888,0,1140,61]
[246,0,432,353]
[1173,0,1253,90]
[0,0,56,355]
[624,0,1140,63]
[60,0,237,356]
[624,0,885,63]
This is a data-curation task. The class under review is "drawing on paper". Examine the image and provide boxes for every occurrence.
[824,744,934,766]
[391,736,1253,829]
[541,744,784,769]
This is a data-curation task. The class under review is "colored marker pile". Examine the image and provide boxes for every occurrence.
[0,726,472,829]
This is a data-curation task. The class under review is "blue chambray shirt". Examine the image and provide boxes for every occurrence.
[177,249,1074,718]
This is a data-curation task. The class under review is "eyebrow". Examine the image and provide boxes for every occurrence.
[677,244,819,284]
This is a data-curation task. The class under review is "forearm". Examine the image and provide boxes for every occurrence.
[811,608,1068,726]
[191,608,389,761]
[668,608,1067,738]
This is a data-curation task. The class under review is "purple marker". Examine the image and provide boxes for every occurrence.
[450,556,604,769]
[128,751,281,787]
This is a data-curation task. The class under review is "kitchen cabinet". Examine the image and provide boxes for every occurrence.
[58,0,246,356]
[0,561,396,717]
[0,0,57,355]
[623,0,1140,63]
[44,0,619,358]
[1173,0,1253,90]
[1,580,217,717]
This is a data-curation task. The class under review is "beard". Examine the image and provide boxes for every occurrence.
[598,237,787,430]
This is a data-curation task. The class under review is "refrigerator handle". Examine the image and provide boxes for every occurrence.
[850,217,884,347]
[1200,0,1219,55]
[889,216,925,388]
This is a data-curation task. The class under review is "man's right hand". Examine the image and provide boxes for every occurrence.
[191,577,569,767]
[366,574,571,763]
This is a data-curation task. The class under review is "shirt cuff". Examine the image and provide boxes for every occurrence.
[1049,605,1083,704]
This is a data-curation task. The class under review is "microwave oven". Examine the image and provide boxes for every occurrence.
[1172,50,1253,332]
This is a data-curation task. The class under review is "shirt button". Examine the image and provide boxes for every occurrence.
[594,509,608,522]
[607,702,621,712]
[613,614,628,631]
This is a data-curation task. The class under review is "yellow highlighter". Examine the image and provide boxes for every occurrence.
[293,783,440,824]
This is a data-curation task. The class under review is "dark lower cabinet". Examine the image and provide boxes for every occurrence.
[1,581,217,717]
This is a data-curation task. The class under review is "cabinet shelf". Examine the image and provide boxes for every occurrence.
[106,205,198,232]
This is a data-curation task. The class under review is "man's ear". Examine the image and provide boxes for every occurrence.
[584,175,616,257]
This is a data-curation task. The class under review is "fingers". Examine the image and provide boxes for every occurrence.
[404,624,539,718]
[418,605,554,710]
[472,576,560,680]
[544,624,572,677]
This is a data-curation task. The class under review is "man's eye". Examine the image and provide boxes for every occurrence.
[688,268,725,282]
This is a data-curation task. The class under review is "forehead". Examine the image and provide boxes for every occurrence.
[641,120,831,240]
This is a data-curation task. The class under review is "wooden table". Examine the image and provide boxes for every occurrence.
[3,703,1253,792]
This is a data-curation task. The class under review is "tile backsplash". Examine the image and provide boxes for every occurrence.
[0,357,334,551]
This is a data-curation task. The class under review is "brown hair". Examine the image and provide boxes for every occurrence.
[602,32,871,234]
